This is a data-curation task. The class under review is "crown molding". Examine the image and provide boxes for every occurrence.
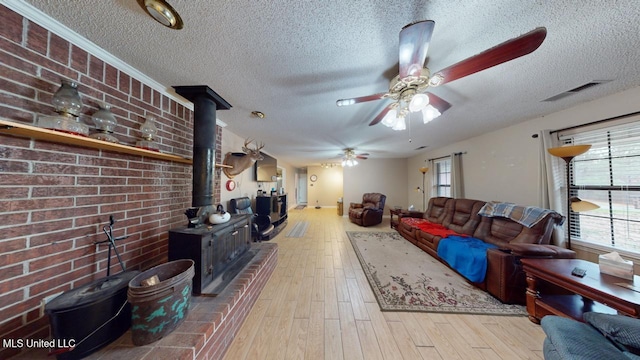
[2,0,228,127]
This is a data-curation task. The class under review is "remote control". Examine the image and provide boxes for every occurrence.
[571,267,586,277]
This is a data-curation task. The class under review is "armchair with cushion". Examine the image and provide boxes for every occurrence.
[229,197,274,241]
[541,312,640,359]
[349,193,386,227]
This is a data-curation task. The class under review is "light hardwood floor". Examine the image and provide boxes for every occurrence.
[223,208,546,360]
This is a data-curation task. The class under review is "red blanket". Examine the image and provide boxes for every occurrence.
[401,217,467,238]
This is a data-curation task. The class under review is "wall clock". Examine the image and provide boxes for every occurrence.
[225,179,236,191]
[310,174,317,182]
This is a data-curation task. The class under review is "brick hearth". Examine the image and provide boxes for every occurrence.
[16,242,278,360]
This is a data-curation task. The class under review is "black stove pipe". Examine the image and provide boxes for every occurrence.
[173,86,231,208]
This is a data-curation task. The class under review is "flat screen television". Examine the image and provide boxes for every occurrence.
[254,152,277,182]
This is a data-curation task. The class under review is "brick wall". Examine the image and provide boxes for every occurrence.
[0,5,221,358]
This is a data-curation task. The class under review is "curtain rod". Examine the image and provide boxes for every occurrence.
[550,110,640,134]
[427,152,466,162]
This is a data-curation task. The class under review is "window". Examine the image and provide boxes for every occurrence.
[559,119,640,253]
[433,158,451,197]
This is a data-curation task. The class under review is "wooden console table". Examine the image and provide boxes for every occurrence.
[521,258,640,324]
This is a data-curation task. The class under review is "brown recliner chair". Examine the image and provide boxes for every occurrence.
[349,193,386,227]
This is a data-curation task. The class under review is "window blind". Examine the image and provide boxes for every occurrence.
[559,120,640,252]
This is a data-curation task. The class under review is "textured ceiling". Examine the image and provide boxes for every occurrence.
[18,0,640,167]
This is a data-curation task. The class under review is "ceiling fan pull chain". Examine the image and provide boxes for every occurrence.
[408,112,412,142]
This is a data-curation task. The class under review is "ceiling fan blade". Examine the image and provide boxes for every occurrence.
[336,92,387,106]
[368,104,394,126]
[430,27,547,87]
[356,155,368,160]
[398,20,435,79]
[426,92,452,114]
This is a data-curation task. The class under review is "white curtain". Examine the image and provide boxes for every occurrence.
[450,153,464,198]
[538,130,566,247]
[428,159,437,198]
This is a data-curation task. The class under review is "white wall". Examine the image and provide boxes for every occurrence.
[343,158,408,214]
[408,85,640,207]
[219,128,298,209]
[306,166,343,207]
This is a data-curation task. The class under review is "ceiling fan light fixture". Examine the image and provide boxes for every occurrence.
[392,116,406,131]
[341,149,360,167]
[409,93,430,112]
[342,158,358,167]
[428,73,444,87]
[336,99,355,107]
[137,0,184,29]
[422,104,441,123]
[381,108,398,127]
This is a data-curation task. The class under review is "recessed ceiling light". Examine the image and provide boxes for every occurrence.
[137,0,184,30]
[251,111,266,119]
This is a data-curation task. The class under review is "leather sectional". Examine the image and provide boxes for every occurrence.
[396,197,575,304]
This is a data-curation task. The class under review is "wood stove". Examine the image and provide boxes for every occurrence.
[168,86,254,296]
[168,215,252,295]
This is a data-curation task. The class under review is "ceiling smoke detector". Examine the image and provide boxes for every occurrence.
[137,0,184,29]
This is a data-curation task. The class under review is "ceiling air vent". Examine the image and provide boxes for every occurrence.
[542,80,611,102]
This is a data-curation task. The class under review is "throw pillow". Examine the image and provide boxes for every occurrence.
[584,312,640,355]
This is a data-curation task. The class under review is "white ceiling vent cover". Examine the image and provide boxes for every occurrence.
[543,80,612,102]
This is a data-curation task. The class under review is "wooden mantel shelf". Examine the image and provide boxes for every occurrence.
[0,119,232,168]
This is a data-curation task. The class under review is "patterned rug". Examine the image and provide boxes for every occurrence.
[285,221,309,237]
[294,205,306,210]
[347,231,526,315]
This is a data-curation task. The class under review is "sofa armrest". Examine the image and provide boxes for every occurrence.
[361,207,383,223]
[363,207,383,215]
[503,243,576,258]
[485,248,525,304]
[349,203,363,209]
[484,245,575,304]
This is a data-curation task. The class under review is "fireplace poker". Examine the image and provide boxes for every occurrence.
[95,215,128,276]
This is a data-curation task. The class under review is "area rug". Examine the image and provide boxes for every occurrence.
[347,231,526,315]
[294,205,306,210]
[285,221,309,238]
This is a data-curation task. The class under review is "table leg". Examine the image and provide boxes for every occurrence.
[525,274,541,324]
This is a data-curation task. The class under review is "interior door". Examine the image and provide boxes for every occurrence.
[298,170,307,204]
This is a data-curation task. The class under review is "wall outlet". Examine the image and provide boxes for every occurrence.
[40,291,64,317]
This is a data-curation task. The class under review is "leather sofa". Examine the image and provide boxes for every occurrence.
[348,193,386,227]
[396,197,575,304]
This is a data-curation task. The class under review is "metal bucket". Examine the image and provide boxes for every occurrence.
[127,259,195,345]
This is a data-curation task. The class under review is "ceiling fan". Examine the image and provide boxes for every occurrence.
[338,148,369,167]
[336,20,547,130]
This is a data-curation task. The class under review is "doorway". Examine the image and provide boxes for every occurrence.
[297,168,307,204]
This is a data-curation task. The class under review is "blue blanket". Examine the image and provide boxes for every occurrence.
[437,236,497,283]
